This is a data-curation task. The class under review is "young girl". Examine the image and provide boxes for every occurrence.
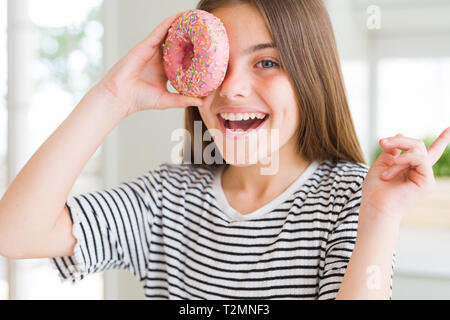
[0,0,448,300]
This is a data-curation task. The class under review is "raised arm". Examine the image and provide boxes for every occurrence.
[0,12,203,259]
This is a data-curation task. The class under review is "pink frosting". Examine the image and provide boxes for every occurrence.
[162,9,229,97]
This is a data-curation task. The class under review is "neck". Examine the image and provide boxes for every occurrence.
[222,141,311,199]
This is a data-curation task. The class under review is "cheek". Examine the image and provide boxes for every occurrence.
[264,76,298,121]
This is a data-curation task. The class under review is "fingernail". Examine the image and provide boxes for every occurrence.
[382,170,389,177]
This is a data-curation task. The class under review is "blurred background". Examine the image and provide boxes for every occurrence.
[0,0,449,299]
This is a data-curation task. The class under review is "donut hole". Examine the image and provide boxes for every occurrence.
[181,41,195,71]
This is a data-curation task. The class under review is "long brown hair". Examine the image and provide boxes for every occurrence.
[182,0,366,169]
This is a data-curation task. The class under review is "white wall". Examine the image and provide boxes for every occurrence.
[326,0,369,60]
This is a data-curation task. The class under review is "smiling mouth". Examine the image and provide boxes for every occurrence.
[217,114,270,132]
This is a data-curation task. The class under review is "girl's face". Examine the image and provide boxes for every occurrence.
[198,4,300,167]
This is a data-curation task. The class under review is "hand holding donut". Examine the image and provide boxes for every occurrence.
[94,12,205,118]
[359,127,450,225]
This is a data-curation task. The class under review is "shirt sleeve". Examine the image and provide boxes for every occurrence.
[317,167,396,300]
[49,164,164,285]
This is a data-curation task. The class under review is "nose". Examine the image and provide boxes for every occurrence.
[218,63,251,100]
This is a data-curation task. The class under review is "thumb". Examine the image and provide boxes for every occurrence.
[157,92,204,110]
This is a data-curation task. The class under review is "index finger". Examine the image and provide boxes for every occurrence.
[427,127,450,165]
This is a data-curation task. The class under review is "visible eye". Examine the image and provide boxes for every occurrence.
[256,59,279,69]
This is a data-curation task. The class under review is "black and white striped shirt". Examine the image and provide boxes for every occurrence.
[50,159,396,299]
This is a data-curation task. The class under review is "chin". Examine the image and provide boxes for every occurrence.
[222,151,264,167]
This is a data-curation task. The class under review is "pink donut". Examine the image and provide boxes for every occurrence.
[162,9,229,97]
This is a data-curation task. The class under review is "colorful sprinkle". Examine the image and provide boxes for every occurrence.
[162,9,229,97]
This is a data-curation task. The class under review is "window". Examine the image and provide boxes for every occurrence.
[3,0,105,299]
[28,0,104,154]
[378,58,450,140]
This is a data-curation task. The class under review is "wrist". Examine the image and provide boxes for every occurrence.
[74,85,129,129]
[357,201,401,249]
[359,200,403,231]
[88,83,132,120]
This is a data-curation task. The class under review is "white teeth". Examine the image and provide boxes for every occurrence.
[226,128,246,134]
[220,112,267,121]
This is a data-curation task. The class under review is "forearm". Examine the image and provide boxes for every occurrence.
[0,85,125,252]
[336,203,401,300]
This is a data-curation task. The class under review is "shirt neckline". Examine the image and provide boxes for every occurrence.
[212,160,320,221]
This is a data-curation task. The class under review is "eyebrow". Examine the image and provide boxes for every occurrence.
[243,42,277,56]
